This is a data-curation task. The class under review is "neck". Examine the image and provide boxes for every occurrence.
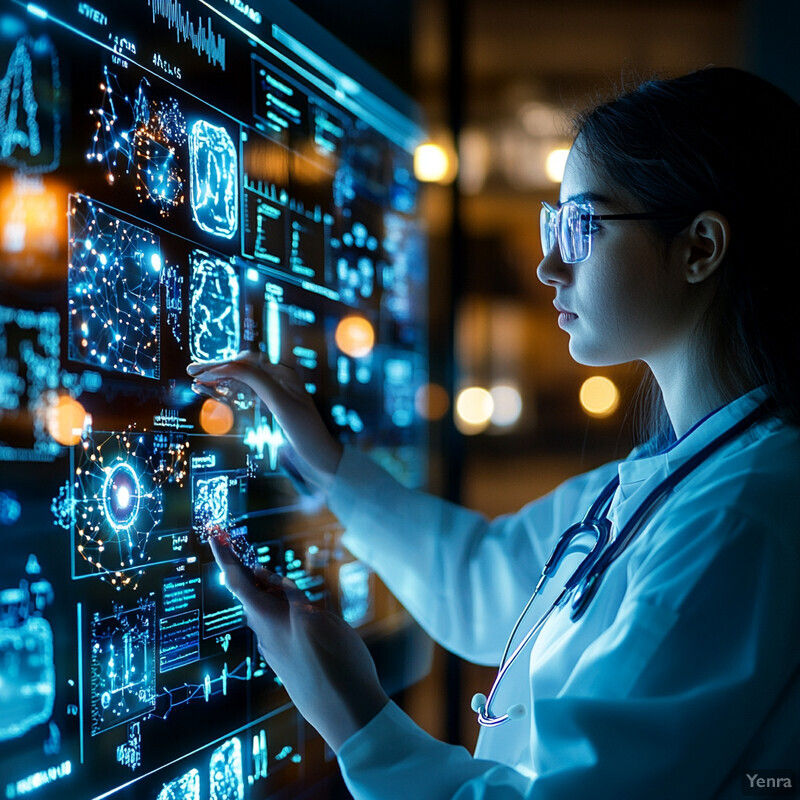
[647,350,732,440]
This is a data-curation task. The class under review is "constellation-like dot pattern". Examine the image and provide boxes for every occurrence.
[72,429,165,587]
[68,194,162,378]
[87,68,186,215]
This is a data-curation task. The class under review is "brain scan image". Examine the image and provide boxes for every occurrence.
[189,120,238,239]
[189,251,241,363]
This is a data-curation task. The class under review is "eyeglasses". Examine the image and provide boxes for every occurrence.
[540,201,680,263]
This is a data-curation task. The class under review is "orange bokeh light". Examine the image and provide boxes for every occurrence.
[335,316,375,359]
[47,396,87,446]
[199,398,234,435]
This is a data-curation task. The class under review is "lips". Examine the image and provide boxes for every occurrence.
[553,300,577,329]
[553,300,577,317]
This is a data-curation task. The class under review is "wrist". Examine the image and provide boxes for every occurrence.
[325,686,390,754]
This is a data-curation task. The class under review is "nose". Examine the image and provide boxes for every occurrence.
[536,245,572,288]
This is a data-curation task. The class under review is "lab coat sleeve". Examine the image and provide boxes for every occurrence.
[337,506,800,800]
[328,445,619,665]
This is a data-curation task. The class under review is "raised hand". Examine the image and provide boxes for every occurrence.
[187,352,344,490]
[209,534,389,752]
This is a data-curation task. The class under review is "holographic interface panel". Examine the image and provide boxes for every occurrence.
[0,1,428,798]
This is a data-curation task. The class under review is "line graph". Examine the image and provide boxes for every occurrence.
[148,0,227,70]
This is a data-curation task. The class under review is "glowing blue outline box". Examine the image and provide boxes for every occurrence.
[189,120,238,239]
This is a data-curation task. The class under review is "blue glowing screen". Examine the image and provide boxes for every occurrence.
[0,1,428,798]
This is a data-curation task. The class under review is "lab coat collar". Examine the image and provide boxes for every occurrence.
[608,386,770,528]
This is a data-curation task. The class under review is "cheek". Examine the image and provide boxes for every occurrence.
[574,257,667,364]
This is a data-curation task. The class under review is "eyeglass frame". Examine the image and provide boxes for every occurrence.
[540,200,686,264]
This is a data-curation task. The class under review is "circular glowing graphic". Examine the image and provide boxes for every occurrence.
[67,428,187,586]
[102,462,141,532]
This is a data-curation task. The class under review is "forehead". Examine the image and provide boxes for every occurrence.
[559,144,622,208]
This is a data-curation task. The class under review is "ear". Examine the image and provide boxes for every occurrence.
[682,211,730,285]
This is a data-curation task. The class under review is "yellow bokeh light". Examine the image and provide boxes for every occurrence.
[199,398,235,435]
[335,315,375,359]
[545,148,570,183]
[455,386,494,434]
[47,396,87,446]
[579,376,620,418]
[414,142,450,183]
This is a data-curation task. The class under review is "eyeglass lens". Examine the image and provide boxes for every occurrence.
[540,202,592,264]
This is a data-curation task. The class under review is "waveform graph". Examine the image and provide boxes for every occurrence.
[71,429,166,588]
[148,0,226,70]
[189,250,240,362]
[67,195,162,379]
[188,120,238,239]
[244,416,284,472]
[0,33,61,173]
[90,599,157,735]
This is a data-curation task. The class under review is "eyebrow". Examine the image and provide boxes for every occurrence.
[559,191,612,207]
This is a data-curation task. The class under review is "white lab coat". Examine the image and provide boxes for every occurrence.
[327,387,800,798]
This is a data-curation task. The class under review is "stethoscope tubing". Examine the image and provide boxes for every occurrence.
[476,400,773,727]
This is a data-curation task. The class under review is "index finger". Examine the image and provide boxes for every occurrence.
[209,536,267,606]
[187,351,257,375]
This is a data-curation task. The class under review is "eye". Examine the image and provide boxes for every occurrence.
[580,216,600,235]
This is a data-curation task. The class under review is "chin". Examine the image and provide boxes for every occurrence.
[568,340,624,368]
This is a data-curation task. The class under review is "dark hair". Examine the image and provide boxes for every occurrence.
[573,67,800,446]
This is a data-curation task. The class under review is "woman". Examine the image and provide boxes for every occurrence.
[187,67,800,798]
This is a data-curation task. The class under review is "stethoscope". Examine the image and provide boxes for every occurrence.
[472,400,772,728]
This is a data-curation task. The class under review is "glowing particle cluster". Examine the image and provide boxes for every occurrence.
[194,476,229,530]
[189,120,238,238]
[87,69,186,215]
[68,194,161,379]
[332,221,378,304]
[71,428,164,587]
[189,250,240,362]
